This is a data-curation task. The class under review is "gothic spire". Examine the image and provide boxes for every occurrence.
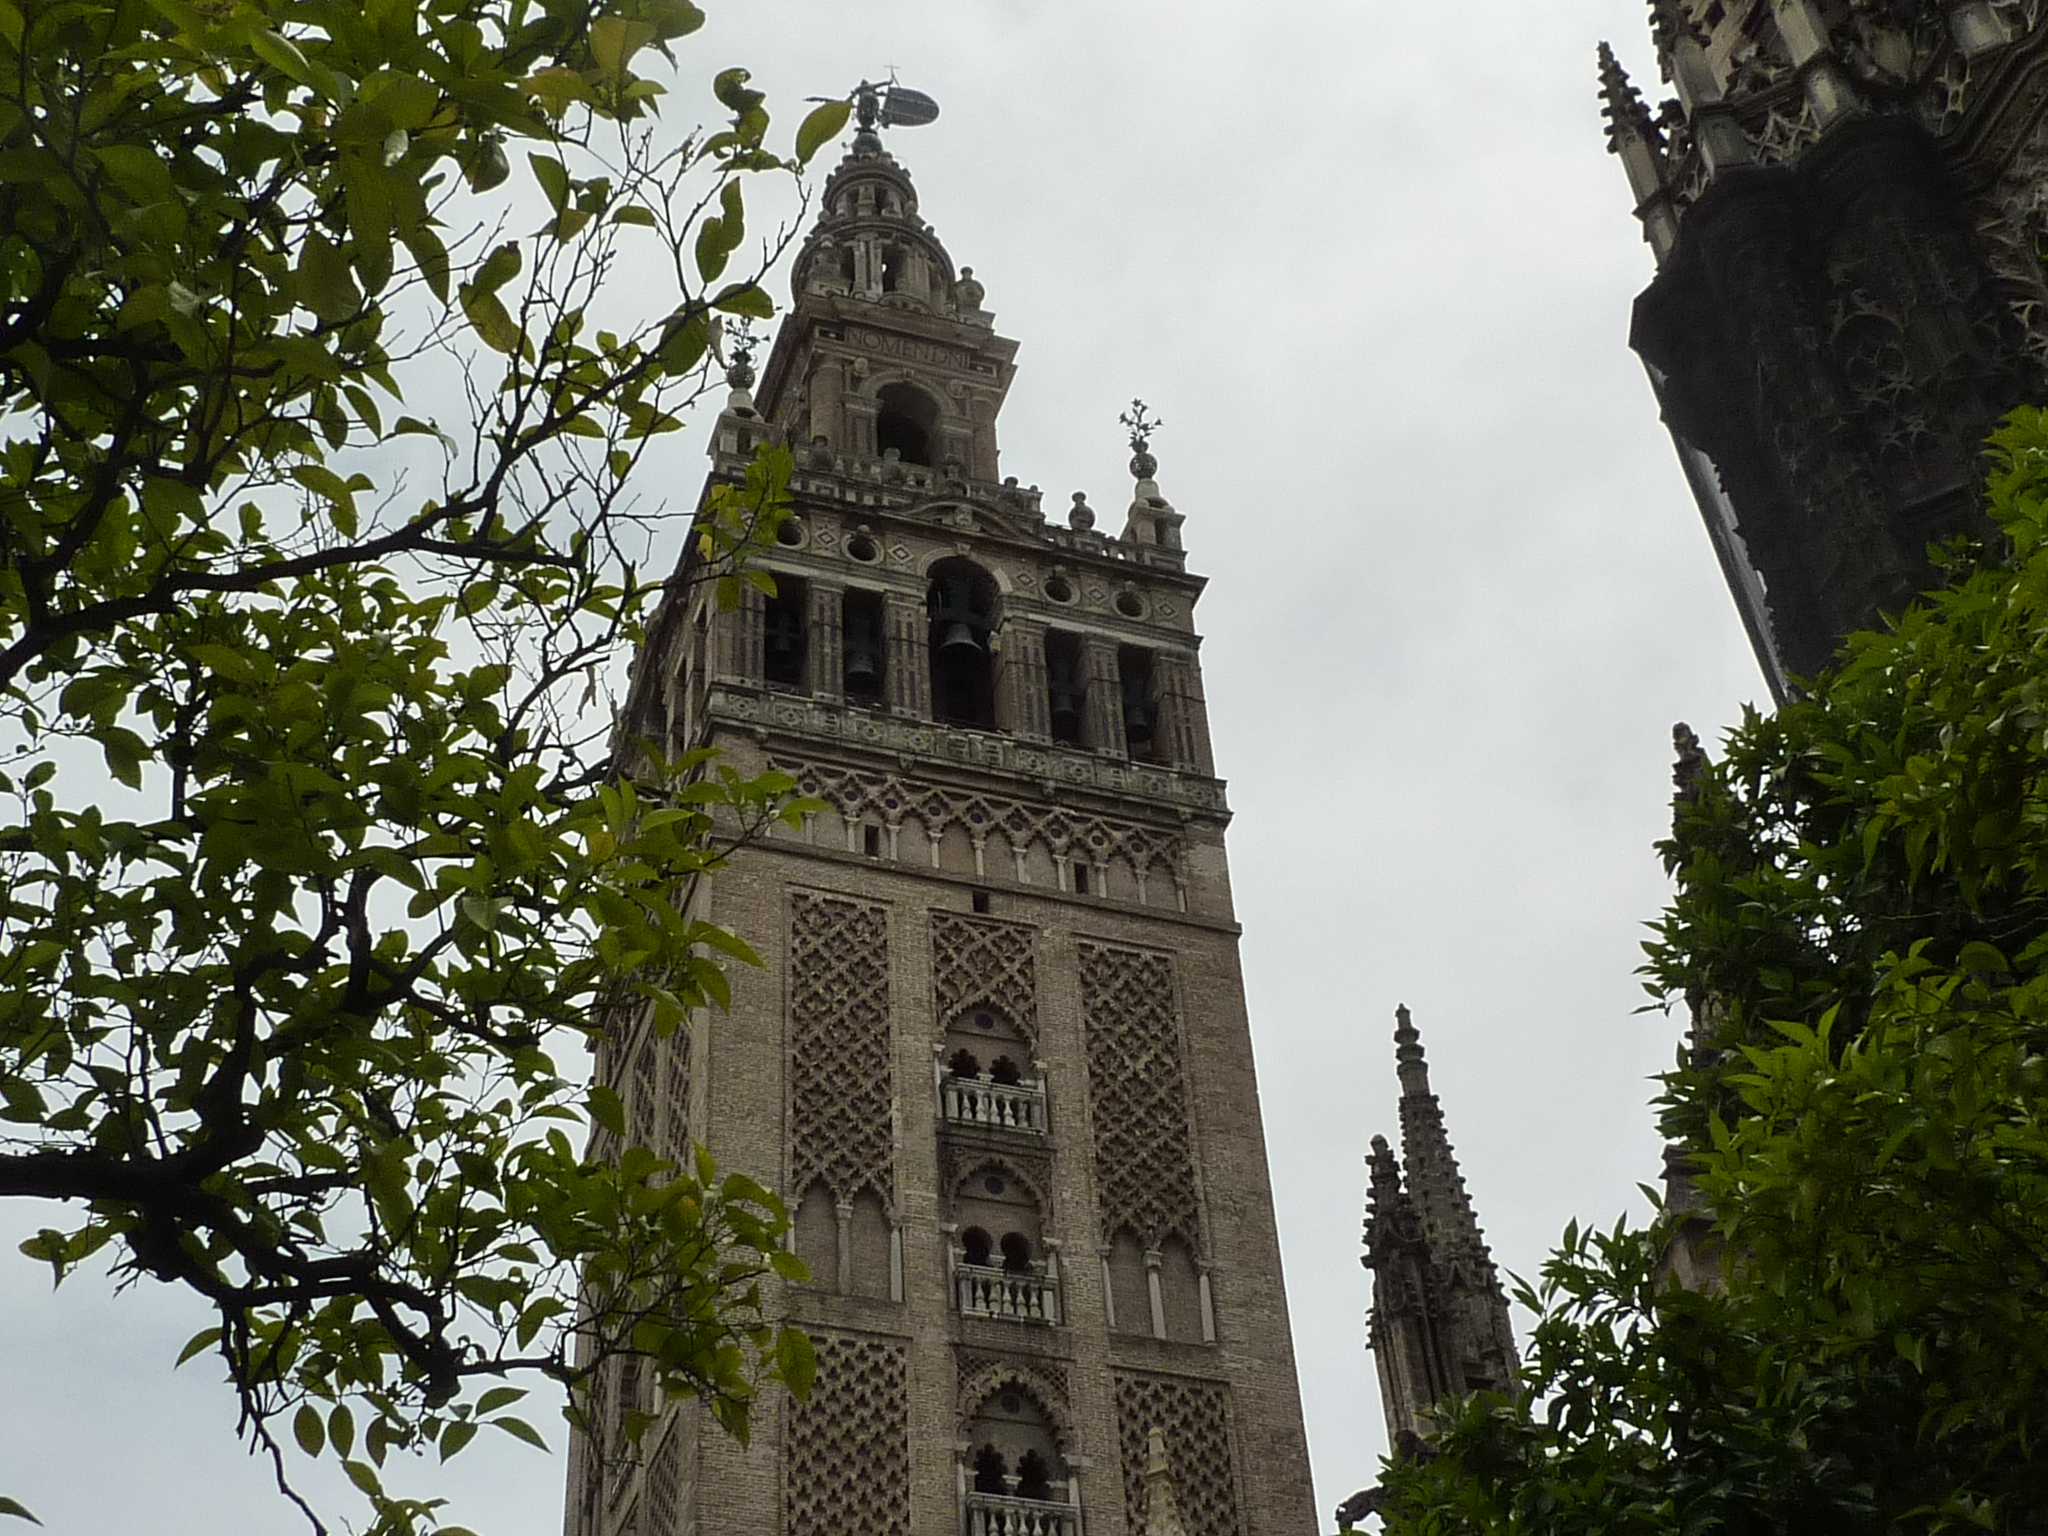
[1598,42,1659,154]
[1392,1005,1493,1277]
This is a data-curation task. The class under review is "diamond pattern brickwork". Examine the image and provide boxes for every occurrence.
[1079,942,1201,1248]
[932,911,1038,1042]
[1112,1372,1242,1536]
[786,1334,911,1536]
[789,893,893,1206]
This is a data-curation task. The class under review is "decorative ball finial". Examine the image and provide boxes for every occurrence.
[725,320,758,392]
[1068,491,1096,532]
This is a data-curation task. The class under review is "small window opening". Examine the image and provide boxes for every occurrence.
[775,515,804,547]
[989,1056,1022,1087]
[973,1445,1009,1496]
[962,1227,994,1267]
[763,578,807,689]
[1072,864,1090,896]
[842,588,886,701]
[1119,646,1159,761]
[971,888,992,915]
[1044,630,1085,747]
[863,824,882,858]
[876,383,938,466]
[1016,1451,1053,1503]
[880,245,903,293]
[950,1049,982,1080]
[928,557,996,727]
[999,1232,1033,1273]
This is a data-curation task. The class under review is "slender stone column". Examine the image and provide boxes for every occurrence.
[997,619,1050,738]
[1153,650,1215,774]
[885,591,932,717]
[1082,637,1127,757]
[808,582,844,702]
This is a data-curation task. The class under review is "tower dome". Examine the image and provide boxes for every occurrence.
[792,136,975,321]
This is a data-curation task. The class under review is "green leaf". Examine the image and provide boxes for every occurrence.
[176,1327,223,1367]
[294,1404,326,1458]
[710,283,773,320]
[0,1498,41,1525]
[296,232,362,323]
[475,1386,526,1415]
[491,1415,550,1450]
[529,154,570,214]
[589,1085,626,1137]
[591,16,659,76]
[794,99,852,165]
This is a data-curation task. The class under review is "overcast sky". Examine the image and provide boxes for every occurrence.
[0,2,1764,1530]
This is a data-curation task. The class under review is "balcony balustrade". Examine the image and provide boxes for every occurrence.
[955,1262,1061,1324]
[966,1491,1078,1536]
[942,1074,1047,1134]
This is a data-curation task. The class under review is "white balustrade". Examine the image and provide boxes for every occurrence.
[942,1075,1047,1134]
[966,1492,1078,1536]
[955,1262,1061,1324]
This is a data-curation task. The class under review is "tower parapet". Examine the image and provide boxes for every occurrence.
[1602,3,2048,694]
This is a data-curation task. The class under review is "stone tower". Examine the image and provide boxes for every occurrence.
[1344,1008,1515,1522]
[1600,1,2048,697]
[563,100,1318,1536]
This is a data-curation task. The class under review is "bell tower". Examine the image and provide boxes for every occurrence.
[564,90,1317,1536]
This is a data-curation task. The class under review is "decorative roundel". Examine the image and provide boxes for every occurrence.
[1001,1391,1023,1414]
[984,1174,1007,1195]
[975,1010,997,1031]
[847,527,881,563]
[1114,587,1146,619]
[1043,572,1075,604]
[775,515,806,548]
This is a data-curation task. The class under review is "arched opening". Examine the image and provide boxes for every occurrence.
[841,588,886,702]
[1159,1234,1205,1343]
[989,1054,1022,1086]
[762,576,807,689]
[973,1444,1009,1496]
[966,1388,1069,1509]
[999,1231,1033,1273]
[961,1226,994,1268]
[1015,1450,1053,1503]
[876,382,938,465]
[794,1181,836,1291]
[950,1048,983,1080]
[1044,630,1086,747]
[928,557,996,727]
[1118,645,1159,760]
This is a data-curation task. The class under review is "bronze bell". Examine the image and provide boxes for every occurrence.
[938,619,982,654]
[844,645,882,687]
[931,571,985,653]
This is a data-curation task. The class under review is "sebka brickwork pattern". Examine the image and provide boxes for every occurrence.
[786,1334,912,1536]
[789,893,893,1207]
[1112,1372,1242,1536]
[1079,942,1202,1248]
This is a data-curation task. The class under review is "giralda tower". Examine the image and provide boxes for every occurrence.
[562,91,1318,1536]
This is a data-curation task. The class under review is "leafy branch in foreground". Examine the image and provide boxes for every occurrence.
[0,0,851,1528]
[1370,409,2048,1534]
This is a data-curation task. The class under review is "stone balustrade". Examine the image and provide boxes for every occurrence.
[966,1491,1078,1536]
[942,1075,1047,1134]
[954,1263,1061,1324]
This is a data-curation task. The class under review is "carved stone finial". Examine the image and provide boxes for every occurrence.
[1393,1002,1429,1093]
[1671,720,1705,808]
[1142,1428,1189,1536]
[1598,42,1660,152]
[1068,491,1096,531]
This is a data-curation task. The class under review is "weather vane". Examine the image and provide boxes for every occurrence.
[849,78,941,136]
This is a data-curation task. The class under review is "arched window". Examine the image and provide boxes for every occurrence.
[973,1445,1009,1496]
[961,1226,994,1267]
[949,1048,982,1080]
[1015,1450,1053,1503]
[876,382,938,465]
[762,577,806,689]
[928,557,996,727]
[999,1231,1034,1273]
[1044,630,1086,746]
[989,1055,1022,1086]
[841,588,886,701]
[1119,645,1159,760]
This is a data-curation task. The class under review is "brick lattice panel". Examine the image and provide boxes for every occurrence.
[787,1334,911,1536]
[1079,942,1201,1247]
[932,910,1040,1042]
[1112,1372,1242,1536]
[789,893,893,1206]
